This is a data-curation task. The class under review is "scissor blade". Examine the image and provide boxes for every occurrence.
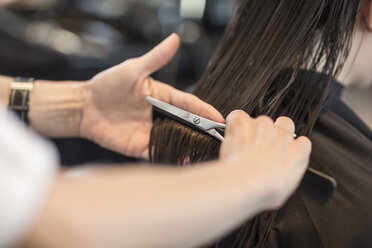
[146,96,199,127]
[146,96,226,141]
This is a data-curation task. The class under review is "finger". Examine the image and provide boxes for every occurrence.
[220,111,253,159]
[226,110,250,125]
[138,33,181,75]
[170,89,224,123]
[274,116,296,135]
[225,110,255,142]
[254,115,276,143]
[294,136,312,156]
[288,136,312,182]
[255,115,275,126]
[152,82,225,123]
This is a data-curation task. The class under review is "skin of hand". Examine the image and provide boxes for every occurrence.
[219,111,312,209]
[0,35,222,159]
[80,34,224,159]
[0,35,221,158]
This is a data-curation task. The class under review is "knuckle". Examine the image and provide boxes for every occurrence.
[227,110,246,125]
[256,115,274,126]
[296,136,312,152]
[226,121,245,139]
[228,116,244,129]
[277,116,294,126]
[178,94,194,111]
[232,110,247,118]
[277,129,291,141]
[190,94,201,104]
[180,98,191,109]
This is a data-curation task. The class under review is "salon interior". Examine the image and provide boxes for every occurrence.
[1,0,371,166]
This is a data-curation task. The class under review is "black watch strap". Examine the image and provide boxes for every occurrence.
[8,77,35,124]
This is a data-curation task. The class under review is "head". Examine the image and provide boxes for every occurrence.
[150,0,367,159]
[150,0,362,163]
[150,0,364,246]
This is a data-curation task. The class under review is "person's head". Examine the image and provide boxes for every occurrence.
[150,0,362,162]
[150,1,365,245]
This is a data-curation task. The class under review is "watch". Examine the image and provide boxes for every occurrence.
[8,77,35,124]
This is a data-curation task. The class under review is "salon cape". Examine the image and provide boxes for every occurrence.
[0,105,57,247]
[268,81,372,248]
[215,72,372,248]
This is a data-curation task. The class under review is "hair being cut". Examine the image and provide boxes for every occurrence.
[149,0,360,246]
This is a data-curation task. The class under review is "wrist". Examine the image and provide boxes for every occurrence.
[0,75,12,105]
[29,80,89,137]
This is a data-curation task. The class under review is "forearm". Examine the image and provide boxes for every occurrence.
[0,75,87,137]
[29,80,87,137]
[25,162,268,248]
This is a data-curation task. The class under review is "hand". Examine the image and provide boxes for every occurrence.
[219,111,311,209]
[80,34,224,159]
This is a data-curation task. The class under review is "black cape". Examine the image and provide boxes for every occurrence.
[215,77,372,248]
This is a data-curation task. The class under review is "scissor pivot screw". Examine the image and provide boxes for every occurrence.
[193,117,201,124]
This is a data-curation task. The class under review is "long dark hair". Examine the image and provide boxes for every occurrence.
[150,0,360,246]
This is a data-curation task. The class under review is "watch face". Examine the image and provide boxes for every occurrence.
[9,78,34,124]
[14,77,35,83]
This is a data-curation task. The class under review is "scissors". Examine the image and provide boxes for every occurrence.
[145,96,337,203]
[145,96,226,141]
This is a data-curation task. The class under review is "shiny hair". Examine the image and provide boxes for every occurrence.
[150,0,360,246]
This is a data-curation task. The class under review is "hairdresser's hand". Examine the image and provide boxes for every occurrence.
[220,111,311,209]
[80,34,224,159]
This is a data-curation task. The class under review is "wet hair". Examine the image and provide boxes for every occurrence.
[150,0,360,246]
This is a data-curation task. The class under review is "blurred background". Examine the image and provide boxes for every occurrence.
[0,0,370,166]
[0,0,236,165]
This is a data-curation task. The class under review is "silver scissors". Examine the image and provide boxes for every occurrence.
[145,96,226,141]
[145,96,337,203]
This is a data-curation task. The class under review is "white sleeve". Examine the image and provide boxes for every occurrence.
[0,107,58,248]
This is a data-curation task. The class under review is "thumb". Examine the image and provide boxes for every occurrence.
[138,33,181,75]
[225,111,250,139]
